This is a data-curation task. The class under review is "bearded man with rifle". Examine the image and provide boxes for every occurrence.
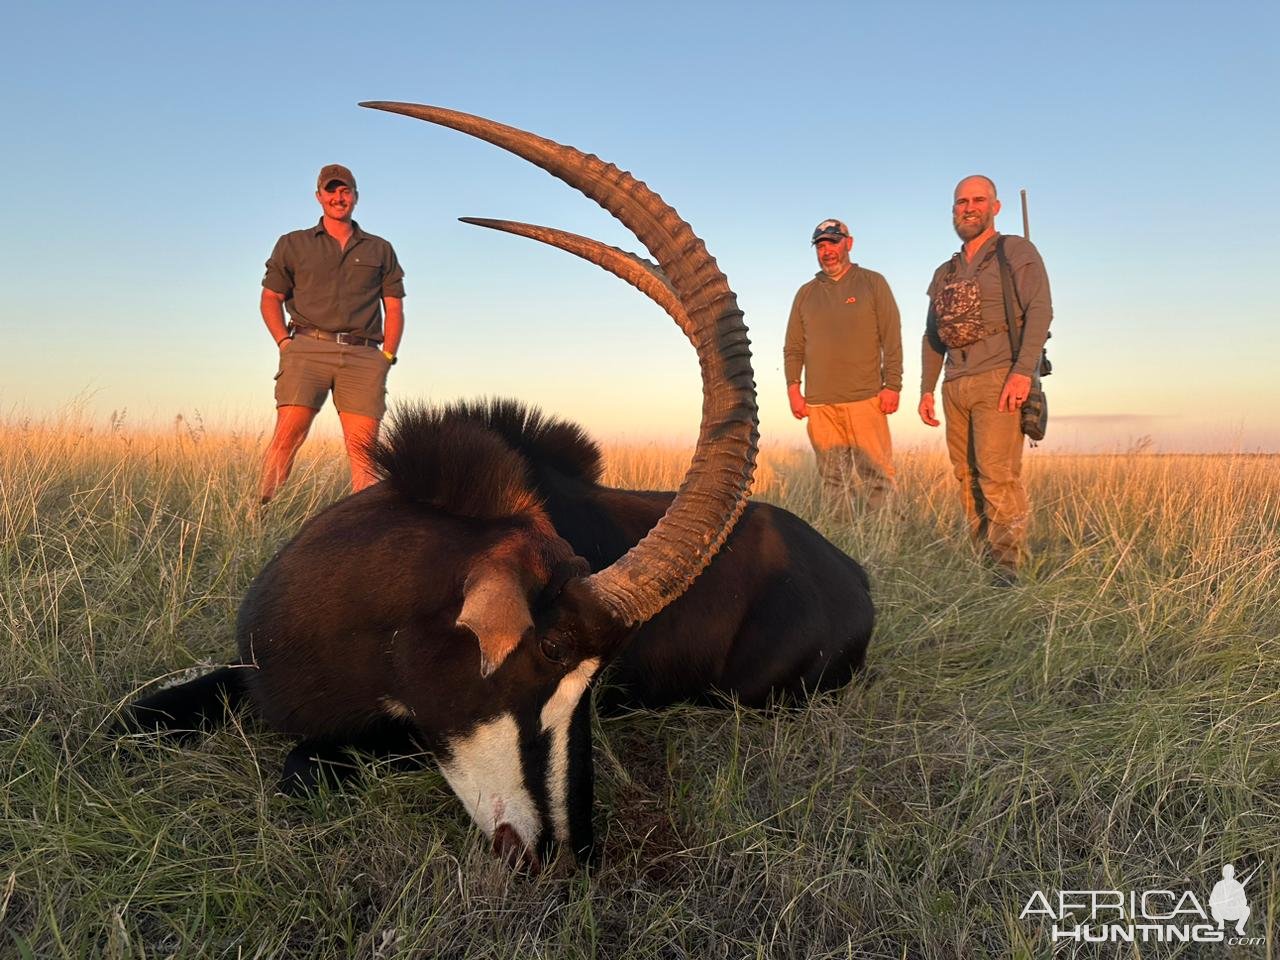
[918,175,1053,586]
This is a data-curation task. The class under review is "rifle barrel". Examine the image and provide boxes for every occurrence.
[1021,189,1030,240]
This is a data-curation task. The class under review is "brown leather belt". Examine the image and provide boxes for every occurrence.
[290,324,379,348]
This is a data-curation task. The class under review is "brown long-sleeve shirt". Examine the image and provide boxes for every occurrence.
[784,265,903,404]
[921,233,1052,393]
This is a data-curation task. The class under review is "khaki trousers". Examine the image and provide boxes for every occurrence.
[806,397,896,518]
[941,366,1028,570]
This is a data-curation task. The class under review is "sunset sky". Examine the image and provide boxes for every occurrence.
[4,1,1276,452]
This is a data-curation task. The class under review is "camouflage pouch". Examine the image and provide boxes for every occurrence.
[933,277,987,348]
[934,245,1005,349]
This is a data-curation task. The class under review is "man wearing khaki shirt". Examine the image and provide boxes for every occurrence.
[784,218,903,519]
[258,163,406,503]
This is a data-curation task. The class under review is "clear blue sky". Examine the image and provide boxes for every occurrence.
[4,0,1277,451]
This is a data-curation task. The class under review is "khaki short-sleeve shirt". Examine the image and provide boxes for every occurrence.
[263,219,406,341]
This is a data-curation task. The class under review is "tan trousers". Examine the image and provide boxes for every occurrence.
[941,366,1028,571]
[806,397,896,518]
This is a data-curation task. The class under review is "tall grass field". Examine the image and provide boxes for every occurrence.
[3,415,1277,958]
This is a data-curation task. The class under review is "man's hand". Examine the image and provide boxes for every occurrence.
[878,388,900,415]
[382,296,404,357]
[999,373,1033,413]
[918,392,940,427]
[279,336,293,352]
[261,288,291,349]
[787,382,808,420]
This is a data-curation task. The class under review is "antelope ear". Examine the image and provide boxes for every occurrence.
[457,566,535,678]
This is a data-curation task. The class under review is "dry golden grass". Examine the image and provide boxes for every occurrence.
[2,414,1278,958]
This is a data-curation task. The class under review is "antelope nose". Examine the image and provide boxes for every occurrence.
[492,822,541,874]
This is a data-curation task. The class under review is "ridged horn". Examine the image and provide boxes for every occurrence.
[361,102,758,627]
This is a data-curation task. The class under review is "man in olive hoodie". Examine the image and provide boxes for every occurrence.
[784,219,903,519]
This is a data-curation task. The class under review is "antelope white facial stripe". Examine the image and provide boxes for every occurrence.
[540,658,600,843]
[438,714,539,846]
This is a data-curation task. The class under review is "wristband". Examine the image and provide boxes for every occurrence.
[382,350,397,366]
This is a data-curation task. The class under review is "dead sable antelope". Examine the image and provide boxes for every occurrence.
[118,102,872,871]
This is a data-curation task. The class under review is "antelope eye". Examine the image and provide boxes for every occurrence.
[539,636,568,664]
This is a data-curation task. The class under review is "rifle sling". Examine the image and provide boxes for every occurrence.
[996,236,1038,387]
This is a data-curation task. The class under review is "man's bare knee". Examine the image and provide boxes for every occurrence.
[338,412,381,490]
[272,406,317,446]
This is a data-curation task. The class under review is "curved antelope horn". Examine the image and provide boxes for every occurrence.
[361,102,758,628]
[457,218,697,346]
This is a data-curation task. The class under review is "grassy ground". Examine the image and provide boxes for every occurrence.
[2,415,1278,959]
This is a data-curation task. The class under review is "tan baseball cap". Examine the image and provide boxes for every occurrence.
[317,163,357,191]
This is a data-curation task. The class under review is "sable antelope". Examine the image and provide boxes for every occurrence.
[119,103,876,871]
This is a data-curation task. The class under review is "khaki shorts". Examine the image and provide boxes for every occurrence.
[274,336,390,419]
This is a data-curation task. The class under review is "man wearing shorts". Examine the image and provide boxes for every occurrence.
[258,163,406,503]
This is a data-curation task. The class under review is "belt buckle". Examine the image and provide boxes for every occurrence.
[334,332,354,346]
